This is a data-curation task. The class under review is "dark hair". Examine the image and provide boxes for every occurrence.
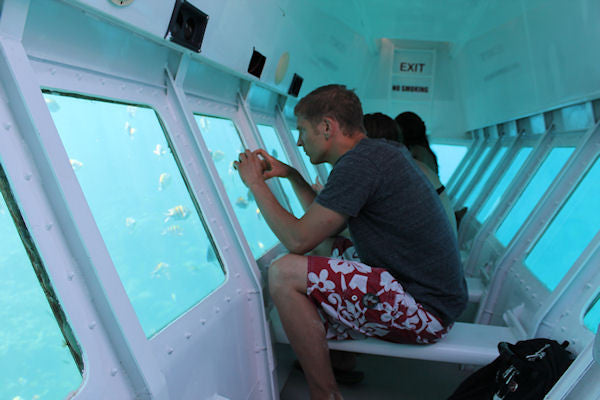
[294,84,365,136]
[363,113,402,142]
[395,111,438,172]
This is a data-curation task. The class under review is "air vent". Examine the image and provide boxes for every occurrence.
[166,0,208,52]
[248,49,266,79]
[288,73,303,97]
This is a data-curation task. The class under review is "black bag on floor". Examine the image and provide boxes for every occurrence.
[447,338,574,400]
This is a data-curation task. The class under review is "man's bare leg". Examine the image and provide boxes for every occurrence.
[269,254,343,400]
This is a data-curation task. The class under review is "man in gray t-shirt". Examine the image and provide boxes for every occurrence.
[235,85,467,400]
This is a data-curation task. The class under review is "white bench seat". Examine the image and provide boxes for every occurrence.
[271,310,518,366]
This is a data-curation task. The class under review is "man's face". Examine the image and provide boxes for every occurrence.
[296,116,326,164]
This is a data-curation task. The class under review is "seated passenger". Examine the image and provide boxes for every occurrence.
[363,112,457,235]
[234,85,467,400]
[395,111,439,175]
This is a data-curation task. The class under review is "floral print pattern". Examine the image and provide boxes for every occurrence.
[306,238,451,344]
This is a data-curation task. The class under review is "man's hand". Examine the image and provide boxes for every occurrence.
[233,149,268,188]
[253,149,292,180]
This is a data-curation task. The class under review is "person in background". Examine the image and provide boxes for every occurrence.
[394,111,439,175]
[395,111,468,229]
[363,112,457,235]
[235,85,467,400]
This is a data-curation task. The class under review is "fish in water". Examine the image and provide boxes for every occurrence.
[45,97,60,112]
[158,172,171,191]
[124,121,136,136]
[164,205,190,222]
[198,116,207,130]
[206,246,216,262]
[151,262,170,279]
[161,224,183,236]
[258,242,265,250]
[235,196,249,209]
[125,217,136,228]
[126,105,137,118]
[256,208,262,219]
[70,159,83,171]
[153,144,167,156]
[211,150,225,162]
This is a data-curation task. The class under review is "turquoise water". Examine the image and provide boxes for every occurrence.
[194,115,278,258]
[584,294,600,333]
[430,144,468,185]
[454,146,492,201]
[477,147,532,222]
[496,147,574,246]
[0,174,81,398]
[256,125,305,217]
[525,157,600,290]
[464,147,508,208]
[45,94,226,337]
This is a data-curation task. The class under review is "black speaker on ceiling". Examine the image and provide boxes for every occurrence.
[248,49,266,79]
[288,73,303,97]
[165,0,208,52]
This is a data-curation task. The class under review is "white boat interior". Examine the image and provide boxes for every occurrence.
[0,0,599,399]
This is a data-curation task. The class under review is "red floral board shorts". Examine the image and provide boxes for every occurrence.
[306,237,451,344]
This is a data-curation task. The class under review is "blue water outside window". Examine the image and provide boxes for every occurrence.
[291,129,318,184]
[0,174,81,399]
[524,157,600,290]
[454,145,492,201]
[431,144,468,185]
[45,93,225,337]
[464,147,508,208]
[256,125,304,217]
[194,115,278,258]
[584,294,600,333]
[477,147,533,222]
[495,147,574,246]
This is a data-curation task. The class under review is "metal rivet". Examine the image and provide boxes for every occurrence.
[225,297,231,303]
[4,123,11,130]
[185,332,192,339]
[167,347,174,355]
[67,272,75,281]
[45,223,53,231]
[88,321,96,329]
[50,68,56,75]
[237,289,242,295]
[215,307,220,314]
[110,368,118,376]
[235,273,240,278]
[24,173,32,181]
[200,319,206,325]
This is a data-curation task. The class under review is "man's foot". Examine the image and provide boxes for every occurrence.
[293,356,365,386]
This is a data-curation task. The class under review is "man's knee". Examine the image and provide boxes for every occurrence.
[268,254,307,297]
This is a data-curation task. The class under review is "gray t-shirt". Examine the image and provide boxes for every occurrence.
[316,138,467,324]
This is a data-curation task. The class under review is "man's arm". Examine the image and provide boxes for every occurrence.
[235,150,347,254]
[254,149,316,211]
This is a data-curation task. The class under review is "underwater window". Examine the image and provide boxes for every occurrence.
[524,157,600,290]
[495,147,574,247]
[44,93,225,337]
[256,124,304,217]
[477,147,533,222]
[291,128,318,184]
[430,143,469,185]
[194,115,278,258]
[453,145,492,202]
[584,293,600,333]
[0,164,82,399]
[463,147,508,208]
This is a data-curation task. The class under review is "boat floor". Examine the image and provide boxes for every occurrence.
[280,352,473,399]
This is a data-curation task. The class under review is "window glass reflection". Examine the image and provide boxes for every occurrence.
[525,157,600,290]
[495,147,574,247]
[464,147,508,207]
[291,128,318,184]
[256,124,304,217]
[477,147,532,222]
[45,93,225,337]
[0,168,81,399]
[454,145,492,201]
[430,144,468,185]
[195,115,278,258]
